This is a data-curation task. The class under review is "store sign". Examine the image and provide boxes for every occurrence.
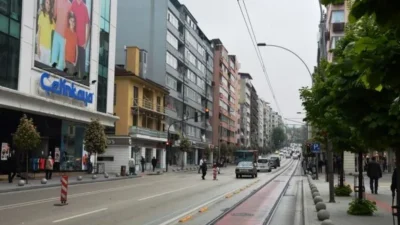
[107,137,132,146]
[40,72,94,106]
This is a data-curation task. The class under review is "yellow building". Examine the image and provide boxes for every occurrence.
[114,46,169,169]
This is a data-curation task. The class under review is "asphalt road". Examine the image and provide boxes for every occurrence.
[0,159,292,225]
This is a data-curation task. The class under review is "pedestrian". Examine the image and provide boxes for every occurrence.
[7,150,17,183]
[198,157,204,174]
[201,159,207,180]
[391,166,397,195]
[367,156,383,194]
[151,157,157,172]
[45,155,54,180]
[140,156,146,173]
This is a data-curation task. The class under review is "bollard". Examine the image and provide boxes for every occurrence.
[213,166,217,180]
[60,175,68,205]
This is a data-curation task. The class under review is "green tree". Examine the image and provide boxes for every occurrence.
[13,114,41,183]
[84,118,108,172]
[179,134,191,169]
[271,127,286,149]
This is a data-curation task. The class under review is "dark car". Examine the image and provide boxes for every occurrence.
[269,155,280,168]
[235,161,257,178]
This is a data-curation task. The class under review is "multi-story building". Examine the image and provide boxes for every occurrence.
[0,0,118,172]
[325,2,347,61]
[116,0,214,166]
[261,100,272,148]
[238,73,252,147]
[114,46,169,170]
[211,39,239,148]
[257,99,264,148]
[250,85,259,147]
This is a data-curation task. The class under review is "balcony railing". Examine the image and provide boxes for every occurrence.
[133,98,165,114]
[129,126,167,139]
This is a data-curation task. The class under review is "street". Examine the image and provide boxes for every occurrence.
[0,159,292,225]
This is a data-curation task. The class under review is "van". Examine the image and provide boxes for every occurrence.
[257,158,271,172]
[269,155,280,168]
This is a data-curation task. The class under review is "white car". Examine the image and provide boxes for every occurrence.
[285,154,291,159]
[257,158,272,172]
[292,154,299,160]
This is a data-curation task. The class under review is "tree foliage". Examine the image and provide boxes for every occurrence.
[13,114,41,152]
[179,134,192,152]
[271,127,286,149]
[84,118,107,155]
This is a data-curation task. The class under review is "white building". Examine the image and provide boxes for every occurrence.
[238,73,253,147]
[0,0,118,172]
[257,98,264,147]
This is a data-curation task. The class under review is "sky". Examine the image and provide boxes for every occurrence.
[179,0,321,125]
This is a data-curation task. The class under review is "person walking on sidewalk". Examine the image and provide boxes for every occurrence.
[45,156,54,180]
[151,157,157,172]
[7,150,17,183]
[367,156,382,194]
[201,159,207,180]
[140,156,146,173]
[198,157,204,174]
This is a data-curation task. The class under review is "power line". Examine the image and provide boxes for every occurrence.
[237,0,282,116]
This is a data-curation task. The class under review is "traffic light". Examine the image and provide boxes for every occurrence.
[166,141,170,146]
[205,108,209,119]
[194,112,198,122]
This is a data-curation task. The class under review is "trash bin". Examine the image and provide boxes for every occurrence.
[120,165,126,176]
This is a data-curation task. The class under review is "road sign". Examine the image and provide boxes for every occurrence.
[311,143,320,153]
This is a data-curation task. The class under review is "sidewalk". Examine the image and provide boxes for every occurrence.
[304,172,393,225]
[0,173,141,193]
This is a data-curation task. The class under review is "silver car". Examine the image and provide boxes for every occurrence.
[257,158,271,172]
[235,161,258,178]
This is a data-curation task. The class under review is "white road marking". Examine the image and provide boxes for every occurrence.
[52,208,108,223]
[0,180,167,211]
[138,185,197,201]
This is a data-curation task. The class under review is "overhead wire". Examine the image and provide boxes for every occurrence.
[237,0,282,116]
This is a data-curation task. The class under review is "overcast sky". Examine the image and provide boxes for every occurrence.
[180,0,320,125]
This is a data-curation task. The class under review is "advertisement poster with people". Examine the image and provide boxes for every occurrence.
[34,0,92,85]
[1,143,10,161]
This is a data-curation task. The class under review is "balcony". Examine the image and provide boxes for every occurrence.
[332,22,345,32]
[132,98,165,114]
[129,126,168,140]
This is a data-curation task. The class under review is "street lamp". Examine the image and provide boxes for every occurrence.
[257,43,312,79]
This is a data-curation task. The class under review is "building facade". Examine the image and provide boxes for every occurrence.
[261,100,272,148]
[0,0,118,172]
[238,73,252,147]
[211,39,239,148]
[116,0,214,166]
[250,85,259,148]
[257,98,264,148]
[325,2,347,61]
[114,46,169,170]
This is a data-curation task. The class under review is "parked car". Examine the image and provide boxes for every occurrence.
[292,154,299,160]
[269,155,280,168]
[285,154,291,159]
[236,161,258,178]
[257,158,271,172]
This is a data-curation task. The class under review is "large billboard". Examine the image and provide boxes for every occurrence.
[34,0,92,86]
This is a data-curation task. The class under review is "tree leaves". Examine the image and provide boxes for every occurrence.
[271,127,286,149]
[13,114,41,152]
[84,118,107,155]
[179,134,191,152]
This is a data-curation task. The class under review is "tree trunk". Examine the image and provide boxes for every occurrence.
[358,151,363,200]
[25,153,29,184]
[327,138,335,202]
[339,151,344,187]
[395,149,400,225]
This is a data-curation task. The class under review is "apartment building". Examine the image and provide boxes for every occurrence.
[116,0,214,166]
[257,99,264,148]
[114,46,169,170]
[211,39,240,148]
[250,86,259,147]
[0,0,118,172]
[325,2,347,61]
[238,73,252,147]
[261,100,272,148]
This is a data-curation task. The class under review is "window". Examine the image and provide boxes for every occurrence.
[330,36,343,49]
[197,45,205,57]
[331,10,345,23]
[229,59,235,69]
[186,16,196,30]
[185,48,196,66]
[0,0,21,90]
[166,51,178,69]
[97,0,111,113]
[219,86,228,99]
[229,84,235,93]
[220,76,228,86]
[220,100,228,111]
[196,77,205,90]
[167,10,179,29]
[166,75,177,90]
[133,86,139,106]
[187,69,196,83]
[167,31,178,49]
[197,62,205,74]
[184,86,201,104]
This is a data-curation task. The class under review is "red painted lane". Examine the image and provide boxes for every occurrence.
[215,177,290,225]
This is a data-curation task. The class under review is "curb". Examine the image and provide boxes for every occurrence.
[0,175,141,194]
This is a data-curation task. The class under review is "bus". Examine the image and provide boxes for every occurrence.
[234,150,258,164]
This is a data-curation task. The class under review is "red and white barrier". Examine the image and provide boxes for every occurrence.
[60,175,68,204]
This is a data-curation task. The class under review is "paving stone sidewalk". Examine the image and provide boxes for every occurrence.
[304,173,394,225]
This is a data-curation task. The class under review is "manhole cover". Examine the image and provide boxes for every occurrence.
[231,213,254,217]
